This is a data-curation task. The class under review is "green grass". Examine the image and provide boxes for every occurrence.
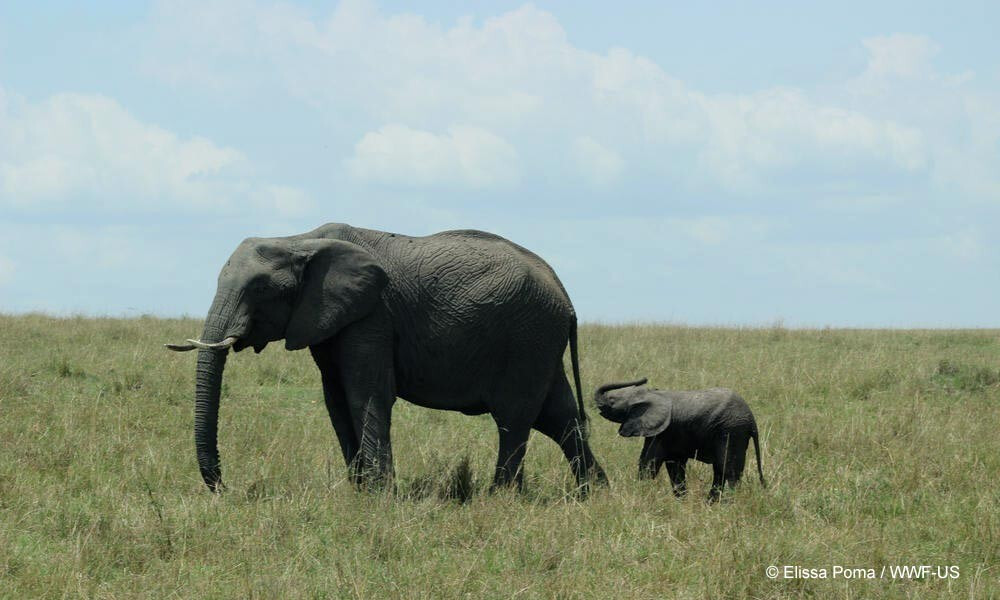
[0,315,997,598]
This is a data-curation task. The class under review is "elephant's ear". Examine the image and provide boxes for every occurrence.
[284,239,388,351]
[619,394,671,437]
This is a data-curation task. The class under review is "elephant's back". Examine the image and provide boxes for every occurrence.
[341,226,572,312]
[416,229,574,315]
[698,390,757,433]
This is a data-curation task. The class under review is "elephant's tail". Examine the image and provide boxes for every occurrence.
[569,317,588,438]
[752,428,766,487]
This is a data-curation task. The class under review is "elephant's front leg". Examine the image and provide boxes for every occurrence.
[665,460,687,497]
[336,309,396,491]
[352,392,394,490]
[310,343,361,485]
[638,437,661,480]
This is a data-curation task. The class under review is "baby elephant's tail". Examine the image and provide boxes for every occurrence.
[752,429,766,487]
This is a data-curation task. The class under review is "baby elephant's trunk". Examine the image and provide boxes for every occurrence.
[593,377,648,405]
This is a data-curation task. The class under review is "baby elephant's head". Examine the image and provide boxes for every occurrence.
[594,377,672,438]
[594,378,648,422]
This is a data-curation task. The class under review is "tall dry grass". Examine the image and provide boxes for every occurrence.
[0,315,996,598]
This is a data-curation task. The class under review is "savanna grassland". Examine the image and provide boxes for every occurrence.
[0,314,997,598]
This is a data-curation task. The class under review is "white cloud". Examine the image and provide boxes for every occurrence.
[144,1,960,195]
[815,193,904,213]
[49,226,137,269]
[346,124,520,188]
[844,35,1000,202]
[696,87,926,189]
[0,255,14,285]
[785,245,895,291]
[253,185,315,218]
[571,137,624,185]
[0,222,230,315]
[861,34,940,80]
[674,217,736,246]
[547,215,777,253]
[934,227,984,261]
[0,91,237,209]
[0,89,313,215]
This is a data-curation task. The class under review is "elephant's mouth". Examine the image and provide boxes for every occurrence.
[233,338,270,353]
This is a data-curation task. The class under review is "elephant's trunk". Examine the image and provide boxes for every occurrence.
[193,292,238,492]
[593,377,648,405]
[195,346,227,492]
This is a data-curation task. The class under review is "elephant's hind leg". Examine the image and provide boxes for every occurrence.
[724,434,749,488]
[709,433,748,502]
[708,435,731,503]
[533,373,608,493]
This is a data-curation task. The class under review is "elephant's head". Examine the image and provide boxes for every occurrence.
[594,377,672,437]
[166,236,388,491]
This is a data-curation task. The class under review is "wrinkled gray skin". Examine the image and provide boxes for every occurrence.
[169,223,607,494]
[595,378,764,501]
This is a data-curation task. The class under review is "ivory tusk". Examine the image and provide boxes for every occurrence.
[185,336,238,350]
[164,342,198,352]
[164,336,238,351]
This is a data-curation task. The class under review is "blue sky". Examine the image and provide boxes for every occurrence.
[1,1,998,326]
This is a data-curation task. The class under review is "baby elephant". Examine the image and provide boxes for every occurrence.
[595,378,765,501]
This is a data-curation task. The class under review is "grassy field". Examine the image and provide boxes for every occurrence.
[0,314,997,598]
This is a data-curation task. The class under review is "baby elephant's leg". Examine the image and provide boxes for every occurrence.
[709,460,725,503]
[664,460,687,497]
[724,434,749,488]
[638,437,662,479]
[708,435,732,503]
[708,433,751,502]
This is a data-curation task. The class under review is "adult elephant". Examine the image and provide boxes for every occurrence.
[167,223,607,493]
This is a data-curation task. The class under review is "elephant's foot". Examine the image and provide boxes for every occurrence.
[589,463,610,487]
[489,467,525,493]
[353,472,395,494]
[349,452,395,494]
[707,486,726,503]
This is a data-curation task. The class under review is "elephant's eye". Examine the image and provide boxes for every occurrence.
[272,274,297,293]
[246,277,272,296]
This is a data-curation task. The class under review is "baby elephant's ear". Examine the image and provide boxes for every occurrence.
[619,396,671,437]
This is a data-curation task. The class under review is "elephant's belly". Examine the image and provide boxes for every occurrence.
[391,338,521,415]
[396,385,491,416]
[389,310,566,416]
[659,430,702,461]
[692,449,715,464]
